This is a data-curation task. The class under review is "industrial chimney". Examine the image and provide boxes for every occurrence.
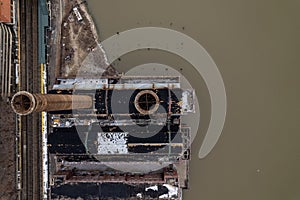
[11,91,93,115]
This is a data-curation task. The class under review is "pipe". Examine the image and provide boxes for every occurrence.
[11,91,93,115]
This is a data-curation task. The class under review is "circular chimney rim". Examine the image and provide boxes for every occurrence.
[11,91,36,115]
[134,90,160,115]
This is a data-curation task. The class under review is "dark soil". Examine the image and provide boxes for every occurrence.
[0,99,16,200]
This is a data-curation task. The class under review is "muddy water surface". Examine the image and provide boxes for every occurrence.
[87,1,300,199]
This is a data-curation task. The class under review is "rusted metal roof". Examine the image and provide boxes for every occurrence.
[0,0,11,23]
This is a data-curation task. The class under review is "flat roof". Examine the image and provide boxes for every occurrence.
[0,0,11,23]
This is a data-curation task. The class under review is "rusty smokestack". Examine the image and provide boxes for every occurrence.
[11,91,93,115]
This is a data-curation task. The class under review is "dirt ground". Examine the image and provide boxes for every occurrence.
[60,0,99,77]
[48,0,117,89]
[58,0,117,78]
[0,99,16,200]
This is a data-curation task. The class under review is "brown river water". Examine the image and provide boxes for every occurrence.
[86,0,300,199]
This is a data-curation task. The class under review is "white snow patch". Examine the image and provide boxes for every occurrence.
[136,193,142,198]
[159,184,178,199]
[159,194,169,199]
[145,185,158,191]
[97,132,128,154]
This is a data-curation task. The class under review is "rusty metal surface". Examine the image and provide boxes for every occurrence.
[33,93,92,112]
[11,91,93,115]
[52,77,181,90]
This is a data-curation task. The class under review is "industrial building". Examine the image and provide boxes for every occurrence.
[11,75,195,199]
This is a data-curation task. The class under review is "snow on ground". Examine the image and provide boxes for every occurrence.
[159,184,178,199]
[136,193,142,198]
[145,185,158,191]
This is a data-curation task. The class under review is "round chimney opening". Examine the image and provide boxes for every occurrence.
[11,91,36,115]
[134,90,159,115]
